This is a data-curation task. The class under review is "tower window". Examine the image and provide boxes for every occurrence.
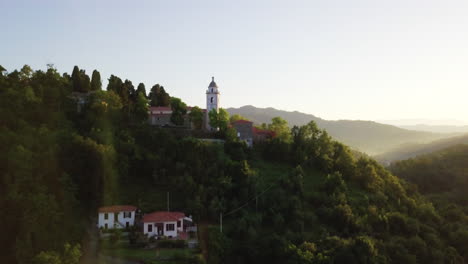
[211,97,213,103]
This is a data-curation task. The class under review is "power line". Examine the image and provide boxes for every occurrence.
[219,180,279,233]
[223,182,276,217]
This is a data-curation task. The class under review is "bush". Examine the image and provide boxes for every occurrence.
[109,229,122,244]
[129,232,148,248]
[157,239,187,248]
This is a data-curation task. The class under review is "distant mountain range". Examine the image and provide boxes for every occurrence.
[375,133,468,164]
[226,105,452,155]
[396,124,468,134]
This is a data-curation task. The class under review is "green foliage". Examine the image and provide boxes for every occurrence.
[157,239,187,248]
[34,243,81,264]
[206,227,228,264]
[268,116,291,143]
[170,97,188,126]
[189,106,204,129]
[90,69,102,91]
[4,64,468,264]
[136,82,147,97]
[71,66,90,92]
[390,144,468,197]
[230,114,249,123]
[149,84,170,107]
[110,229,123,244]
[133,92,149,123]
[209,108,229,131]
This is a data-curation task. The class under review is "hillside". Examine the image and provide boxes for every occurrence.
[4,65,468,264]
[390,144,468,205]
[227,105,448,155]
[375,133,468,164]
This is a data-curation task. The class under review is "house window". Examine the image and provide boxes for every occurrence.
[148,224,153,232]
[104,213,108,220]
[166,224,175,231]
[126,222,129,228]
[177,221,181,228]
[124,212,131,218]
[114,213,118,222]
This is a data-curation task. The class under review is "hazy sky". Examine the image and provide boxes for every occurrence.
[2,0,468,124]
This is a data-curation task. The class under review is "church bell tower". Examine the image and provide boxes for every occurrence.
[206,77,220,130]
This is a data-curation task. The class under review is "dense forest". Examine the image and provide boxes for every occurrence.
[2,65,468,264]
[390,144,468,206]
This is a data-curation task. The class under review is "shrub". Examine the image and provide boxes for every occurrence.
[109,229,122,244]
[157,239,187,248]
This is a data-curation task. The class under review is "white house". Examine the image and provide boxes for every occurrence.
[142,211,192,238]
[98,205,137,230]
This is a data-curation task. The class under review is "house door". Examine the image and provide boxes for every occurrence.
[156,223,164,236]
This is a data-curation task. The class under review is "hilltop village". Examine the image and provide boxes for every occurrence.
[147,77,275,146]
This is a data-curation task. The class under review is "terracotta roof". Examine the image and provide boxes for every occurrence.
[143,211,185,223]
[98,205,137,213]
[253,127,276,137]
[232,119,253,124]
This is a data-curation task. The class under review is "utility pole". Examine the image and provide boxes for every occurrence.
[167,192,170,211]
[220,212,223,233]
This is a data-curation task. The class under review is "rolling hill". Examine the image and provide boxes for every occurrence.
[375,133,468,164]
[398,124,468,134]
[226,105,450,155]
[390,144,468,203]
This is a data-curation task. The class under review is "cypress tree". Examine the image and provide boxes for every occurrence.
[71,66,81,92]
[90,70,102,91]
[136,83,147,98]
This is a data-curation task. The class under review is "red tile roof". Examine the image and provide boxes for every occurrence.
[98,205,137,213]
[143,211,185,223]
[232,119,253,124]
[253,127,276,137]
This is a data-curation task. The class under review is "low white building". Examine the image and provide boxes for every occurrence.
[143,211,192,238]
[98,205,137,230]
